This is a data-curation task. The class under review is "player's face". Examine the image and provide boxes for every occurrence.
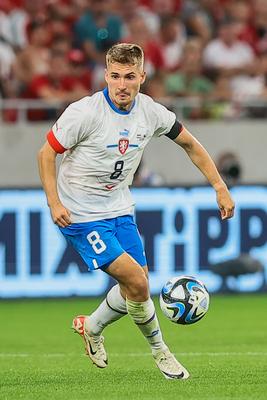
[105,63,146,110]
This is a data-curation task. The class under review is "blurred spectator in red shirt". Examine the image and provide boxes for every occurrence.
[14,21,52,91]
[27,51,91,102]
[24,51,91,120]
[66,48,92,94]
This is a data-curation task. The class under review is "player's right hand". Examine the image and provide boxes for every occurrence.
[50,203,71,227]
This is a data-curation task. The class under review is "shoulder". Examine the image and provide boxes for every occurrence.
[69,91,102,107]
[58,92,104,133]
[138,92,172,116]
[137,93,176,135]
[138,92,164,111]
[67,92,103,117]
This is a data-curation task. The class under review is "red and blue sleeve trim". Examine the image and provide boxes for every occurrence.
[47,130,67,154]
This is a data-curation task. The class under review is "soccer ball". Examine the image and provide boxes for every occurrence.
[159,275,209,325]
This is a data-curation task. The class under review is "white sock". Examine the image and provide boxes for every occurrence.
[126,297,167,355]
[86,284,127,336]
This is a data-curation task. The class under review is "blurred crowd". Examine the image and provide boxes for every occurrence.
[1,0,267,121]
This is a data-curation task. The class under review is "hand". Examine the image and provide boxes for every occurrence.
[216,186,235,220]
[50,202,71,227]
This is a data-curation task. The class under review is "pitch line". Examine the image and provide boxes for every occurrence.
[0,352,266,358]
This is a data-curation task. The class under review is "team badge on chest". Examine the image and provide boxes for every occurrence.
[118,138,129,154]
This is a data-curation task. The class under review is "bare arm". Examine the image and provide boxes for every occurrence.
[174,128,235,220]
[37,141,71,227]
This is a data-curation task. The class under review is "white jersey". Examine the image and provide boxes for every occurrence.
[48,88,177,223]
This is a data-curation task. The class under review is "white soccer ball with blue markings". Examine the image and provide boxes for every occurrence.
[159,275,209,325]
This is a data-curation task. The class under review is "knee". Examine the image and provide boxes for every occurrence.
[126,272,149,301]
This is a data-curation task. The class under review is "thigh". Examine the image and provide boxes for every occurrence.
[116,215,147,268]
[60,219,125,271]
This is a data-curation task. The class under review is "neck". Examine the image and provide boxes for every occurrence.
[103,87,136,115]
[109,93,134,111]
[118,105,129,111]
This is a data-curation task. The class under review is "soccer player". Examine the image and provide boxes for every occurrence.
[38,43,234,380]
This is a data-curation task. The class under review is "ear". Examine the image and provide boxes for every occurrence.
[140,71,146,85]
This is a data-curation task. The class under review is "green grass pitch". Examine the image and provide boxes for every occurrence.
[0,294,266,400]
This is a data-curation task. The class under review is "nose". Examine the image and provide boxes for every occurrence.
[118,78,126,90]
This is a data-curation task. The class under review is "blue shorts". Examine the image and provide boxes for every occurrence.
[59,215,147,271]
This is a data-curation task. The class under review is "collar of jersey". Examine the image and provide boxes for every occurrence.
[103,87,135,115]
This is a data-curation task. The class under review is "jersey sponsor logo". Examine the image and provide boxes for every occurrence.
[137,129,147,141]
[119,129,129,137]
[118,138,129,154]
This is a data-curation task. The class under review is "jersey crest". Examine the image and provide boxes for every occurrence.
[118,138,129,154]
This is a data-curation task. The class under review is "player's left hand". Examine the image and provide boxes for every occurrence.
[216,186,235,220]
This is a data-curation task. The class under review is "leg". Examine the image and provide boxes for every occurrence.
[106,253,189,379]
[73,215,148,340]
[71,257,144,369]
[86,266,149,336]
[69,217,189,378]
[86,284,127,336]
[107,254,167,353]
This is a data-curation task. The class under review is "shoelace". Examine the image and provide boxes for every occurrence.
[158,352,180,372]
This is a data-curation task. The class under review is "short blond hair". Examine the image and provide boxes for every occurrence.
[106,43,144,71]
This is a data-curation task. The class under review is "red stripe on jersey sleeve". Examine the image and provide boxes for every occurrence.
[47,130,67,154]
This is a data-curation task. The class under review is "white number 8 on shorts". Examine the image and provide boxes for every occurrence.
[87,231,107,254]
